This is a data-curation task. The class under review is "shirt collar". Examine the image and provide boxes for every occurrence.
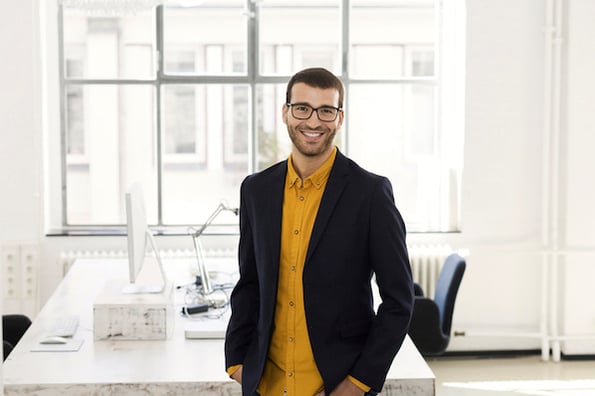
[286,147,337,190]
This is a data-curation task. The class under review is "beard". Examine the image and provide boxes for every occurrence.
[287,123,337,158]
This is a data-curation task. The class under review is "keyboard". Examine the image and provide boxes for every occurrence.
[184,315,229,340]
[47,315,80,337]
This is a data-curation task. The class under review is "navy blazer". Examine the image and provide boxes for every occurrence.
[224,150,413,395]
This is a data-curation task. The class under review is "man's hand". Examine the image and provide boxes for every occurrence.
[230,365,243,384]
[317,377,365,396]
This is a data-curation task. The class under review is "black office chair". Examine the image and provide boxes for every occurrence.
[408,253,466,356]
[3,314,32,360]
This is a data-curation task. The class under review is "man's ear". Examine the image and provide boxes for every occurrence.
[282,103,289,124]
[336,109,345,129]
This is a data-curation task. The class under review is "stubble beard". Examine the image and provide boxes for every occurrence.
[287,124,337,158]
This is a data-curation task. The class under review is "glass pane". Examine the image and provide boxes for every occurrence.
[348,84,437,229]
[163,1,247,76]
[259,1,341,75]
[62,8,155,79]
[65,85,85,155]
[65,85,157,224]
[161,84,249,224]
[163,85,205,159]
[255,84,291,170]
[350,0,435,79]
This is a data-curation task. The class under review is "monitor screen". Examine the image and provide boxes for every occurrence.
[124,183,165,294]
[125,183,147,284]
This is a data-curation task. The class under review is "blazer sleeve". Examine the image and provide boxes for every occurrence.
[349,176,414,391]
[224,177,260,368]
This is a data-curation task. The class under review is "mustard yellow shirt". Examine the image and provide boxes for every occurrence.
[256,148,369,395]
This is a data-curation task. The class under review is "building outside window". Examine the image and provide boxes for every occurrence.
[59,0,465,232]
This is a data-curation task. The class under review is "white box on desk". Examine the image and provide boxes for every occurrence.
[93,280,174,340]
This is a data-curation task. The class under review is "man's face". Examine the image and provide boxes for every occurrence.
[282,82,344,159]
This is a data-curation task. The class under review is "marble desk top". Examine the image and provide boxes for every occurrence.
[3,258,434,395]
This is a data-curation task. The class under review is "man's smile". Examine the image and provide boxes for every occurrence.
[301,129,324,138]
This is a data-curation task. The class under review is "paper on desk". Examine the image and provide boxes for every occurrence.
[30,339,84,352]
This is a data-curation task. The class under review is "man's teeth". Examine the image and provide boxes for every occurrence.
[304,131,322,137]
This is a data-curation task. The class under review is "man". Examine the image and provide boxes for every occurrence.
[225,67,413,396]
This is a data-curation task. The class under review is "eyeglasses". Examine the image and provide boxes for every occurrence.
[287,103,342,122]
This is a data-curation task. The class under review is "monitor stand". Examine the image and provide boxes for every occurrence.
[122,231,167,295]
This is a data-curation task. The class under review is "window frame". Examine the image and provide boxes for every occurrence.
[57,0,464,232]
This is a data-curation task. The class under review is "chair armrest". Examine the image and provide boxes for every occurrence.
[413,283,425,297]
[408,297,450,355]
[410,297,441,331]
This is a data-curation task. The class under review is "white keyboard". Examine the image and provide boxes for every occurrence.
[184,315,229,340]
[47,315,80,337]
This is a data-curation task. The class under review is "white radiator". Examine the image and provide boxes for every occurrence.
[58,248,234,276]
[408,244,452,298]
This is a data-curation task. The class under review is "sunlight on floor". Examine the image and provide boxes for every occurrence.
[443,379,595,396]
[429,355,595,396]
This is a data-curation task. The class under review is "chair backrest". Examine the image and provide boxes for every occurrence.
[433,253,466,336]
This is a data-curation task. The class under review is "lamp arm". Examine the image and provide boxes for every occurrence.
[190,201,238,238]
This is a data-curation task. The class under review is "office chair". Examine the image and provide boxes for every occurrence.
[408,253,466,356]
[3,314,32,360]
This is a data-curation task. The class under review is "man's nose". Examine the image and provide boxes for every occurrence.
[304,111,323,126]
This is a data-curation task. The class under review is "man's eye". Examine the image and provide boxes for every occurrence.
[295,105,309,112]
[320,107,334,114]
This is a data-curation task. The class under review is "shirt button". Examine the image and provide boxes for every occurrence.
[293,229,299,235]
[299,196,304,201]
[288,337,294,342]
[288,372,293,377]
[290,265,296,271]
[289,301,294,307]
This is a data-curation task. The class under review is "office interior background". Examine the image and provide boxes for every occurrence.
[1,0,595,364]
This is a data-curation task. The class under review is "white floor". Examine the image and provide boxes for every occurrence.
[428,354,595,396]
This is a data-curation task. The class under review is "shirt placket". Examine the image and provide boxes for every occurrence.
[286,179,309,395]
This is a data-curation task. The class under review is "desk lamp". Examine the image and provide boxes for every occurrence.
[188,201,238,297]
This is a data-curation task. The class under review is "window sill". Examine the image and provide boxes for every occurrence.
[46,225,240,237]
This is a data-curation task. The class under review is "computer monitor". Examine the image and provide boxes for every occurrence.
[124,183,166,294]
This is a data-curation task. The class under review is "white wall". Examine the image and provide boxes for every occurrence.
[1,0,595,353]
[560,0,595,354]
[0,0,43,317]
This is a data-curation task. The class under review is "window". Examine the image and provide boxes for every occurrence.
[59,0,465,231]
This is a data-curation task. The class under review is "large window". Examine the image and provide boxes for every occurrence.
[59,0,465,231]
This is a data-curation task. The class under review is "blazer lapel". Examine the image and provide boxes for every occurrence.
[260,161,287,279]
[305,151,350,264]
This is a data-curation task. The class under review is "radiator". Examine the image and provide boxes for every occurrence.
[58,248,234,276]
[408,244,452,298]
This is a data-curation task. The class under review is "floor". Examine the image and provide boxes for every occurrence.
[428,354,595,396]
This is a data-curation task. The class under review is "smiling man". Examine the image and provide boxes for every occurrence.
[224,67,414,396]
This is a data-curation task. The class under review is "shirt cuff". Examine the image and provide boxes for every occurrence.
[226,364,242,378]
[347,375,371,393]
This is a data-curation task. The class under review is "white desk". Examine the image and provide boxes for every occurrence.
[3,258,434,395]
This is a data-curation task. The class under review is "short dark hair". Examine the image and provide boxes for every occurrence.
[285,67,344,108]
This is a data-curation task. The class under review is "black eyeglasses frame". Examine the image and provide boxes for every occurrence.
[286,103,342,122]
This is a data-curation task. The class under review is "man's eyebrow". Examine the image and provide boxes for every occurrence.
[291,101,338,108]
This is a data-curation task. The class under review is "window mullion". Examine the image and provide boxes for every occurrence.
[58,4,68,226]
[156,5,164,226]
[248,0,258,174]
